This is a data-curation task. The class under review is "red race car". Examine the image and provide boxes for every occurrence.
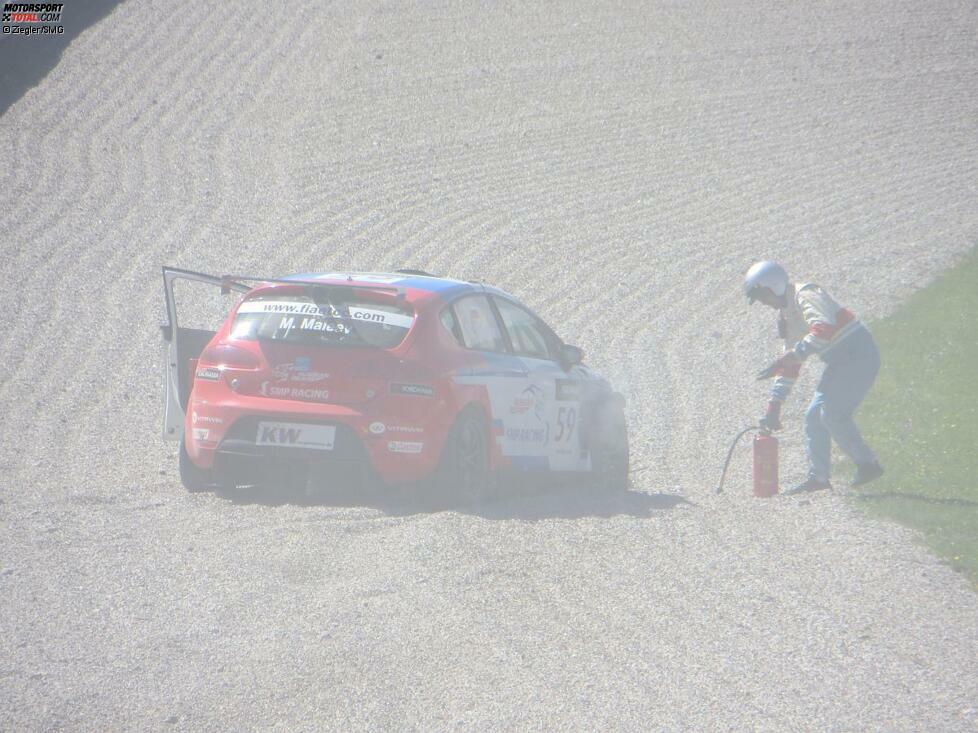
[162,267,628,500]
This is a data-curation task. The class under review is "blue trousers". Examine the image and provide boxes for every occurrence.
[804,327,880,481]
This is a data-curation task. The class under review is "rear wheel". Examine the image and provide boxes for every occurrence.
[589,399,629,493]
[434,407,491,504]
[179,437,213,493]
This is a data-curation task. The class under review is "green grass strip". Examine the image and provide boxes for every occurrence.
[853,245,978,586]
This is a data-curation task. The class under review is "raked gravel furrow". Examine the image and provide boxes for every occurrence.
[1,1,977,730]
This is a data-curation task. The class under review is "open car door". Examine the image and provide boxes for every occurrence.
[161,267,250,440]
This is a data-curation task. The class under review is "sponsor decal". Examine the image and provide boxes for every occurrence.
[256,422,336,450]
[196,367,220,381]
[2,2,64,34]
[370,422,422,436]
[555,379,582,402]
[271,361,330,383]
[388,440,423,454]
[506,384,550,445]
[237,300,413,329]
[554,405,577,444]
[349,306,411,327]
[260,425,298,444]
[293,317,350,335]
[511,384,546,415]
[505,427,548,444]
[239,300,339,316]
[389,382,434,397]
[192,411,224,425]
[192,428,210,441]
[259,382,330,401]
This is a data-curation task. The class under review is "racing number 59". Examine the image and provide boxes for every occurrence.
[555,406,576,443]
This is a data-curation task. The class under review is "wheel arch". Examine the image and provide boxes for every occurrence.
[441,399,497,469]
[579,390,627,450]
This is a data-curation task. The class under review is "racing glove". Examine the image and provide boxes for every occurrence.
[756,351,801,380]
[758,401,782,432]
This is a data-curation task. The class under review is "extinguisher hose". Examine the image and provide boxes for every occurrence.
[715,425,764,494]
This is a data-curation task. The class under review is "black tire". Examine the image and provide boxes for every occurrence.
[589,399,630,493]
[179,437,213,493]
[434,407,491,504]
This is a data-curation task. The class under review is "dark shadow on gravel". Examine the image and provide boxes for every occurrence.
[216,480,694,520]
[853,491,978,508]
[0,0,123,117]
[465,488,695,521]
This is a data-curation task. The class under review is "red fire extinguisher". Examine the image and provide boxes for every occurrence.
[752,432,779,497]
[715,426,780,496]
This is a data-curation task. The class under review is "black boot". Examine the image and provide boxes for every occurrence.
[784,477,832,495]
[852,461,884,487]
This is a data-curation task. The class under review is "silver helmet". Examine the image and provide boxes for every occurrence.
[744,261,789,303]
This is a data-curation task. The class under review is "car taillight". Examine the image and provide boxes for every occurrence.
[199,344,261,370]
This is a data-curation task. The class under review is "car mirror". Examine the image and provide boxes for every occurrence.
[561,344,583,366]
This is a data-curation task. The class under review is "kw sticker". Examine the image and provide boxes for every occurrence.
[256,422,335,450]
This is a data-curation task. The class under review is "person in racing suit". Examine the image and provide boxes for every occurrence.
[745,261,884,493]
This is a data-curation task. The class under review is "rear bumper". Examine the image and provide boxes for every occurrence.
[213,419,377,487]
[186,396,444,484]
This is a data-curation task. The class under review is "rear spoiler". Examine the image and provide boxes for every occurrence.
[219,274,406,302]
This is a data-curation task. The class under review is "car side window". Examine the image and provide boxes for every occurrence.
[453,295,507,352]
[492,297,555,361]
[439,305,464,346]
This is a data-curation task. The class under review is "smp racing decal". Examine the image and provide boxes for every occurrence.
[390,383,434,397]
[261,358,332,399]
[506,384,550,445]
[2,3,64,34]
[506,426,548,444]
[259,382,330,401]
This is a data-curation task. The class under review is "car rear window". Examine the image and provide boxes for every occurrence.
[230,290,415,348]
